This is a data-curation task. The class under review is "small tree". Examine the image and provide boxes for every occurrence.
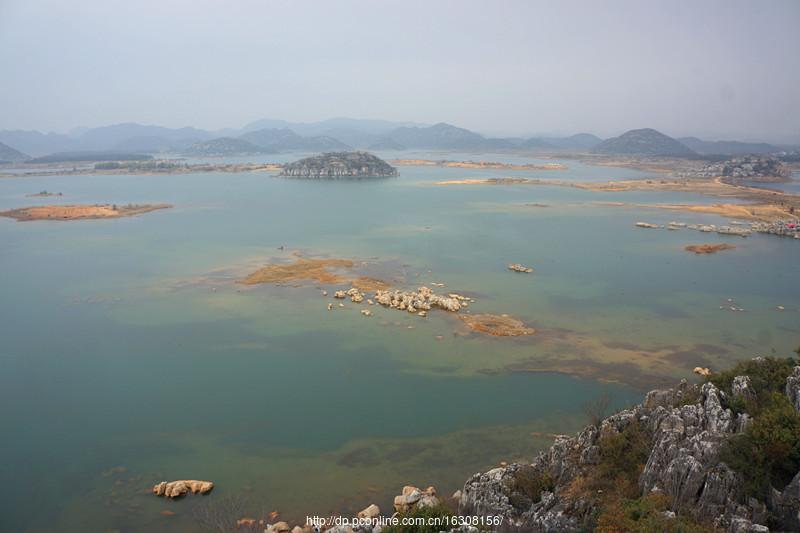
[583,391,613,427]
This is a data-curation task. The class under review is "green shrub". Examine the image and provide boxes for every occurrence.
[595,492,715,532]
[709,356,797,415]
[507,465,554,510]
[597,422,651,482]
[719,391,800,499]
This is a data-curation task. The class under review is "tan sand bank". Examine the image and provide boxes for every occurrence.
[0,203,172,221]
[685,244,737,254]
[642,202,794,223]
[239,256,356,286]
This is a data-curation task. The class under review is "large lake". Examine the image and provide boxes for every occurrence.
[1,152,798,532]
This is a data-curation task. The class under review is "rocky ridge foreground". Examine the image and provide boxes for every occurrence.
[280,151,398,178]
[320,356,800,533]
[456,358,800,533]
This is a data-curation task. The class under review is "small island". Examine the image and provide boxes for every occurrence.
[280,151,398,178]
[0,203,172,222]
[26,190,63,197]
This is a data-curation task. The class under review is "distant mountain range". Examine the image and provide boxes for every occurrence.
[593,128,696,156]
[183,138,269,157]
[676,137,781,155]
[0,119,795,160]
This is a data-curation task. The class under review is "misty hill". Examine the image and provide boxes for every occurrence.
[239,128,351,152]
[677,137,780,156]
[593,128,696,156]
[368,139,407,151]
[0,141,30,162]
[376,122,494,150]
[518,137,555,150]
[79,123,211,151]
[243,117,425,136]
[280,151,398,178]
[0,130,81,157]
[542,133,604,150]
[184,138,269,157]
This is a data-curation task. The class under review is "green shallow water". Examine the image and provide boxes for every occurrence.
[1,153,799,532]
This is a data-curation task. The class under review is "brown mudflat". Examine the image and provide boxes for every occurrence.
[459,313,535,336]
[239,256,355,286]
[0,203,172,221]
[685,244,737,254]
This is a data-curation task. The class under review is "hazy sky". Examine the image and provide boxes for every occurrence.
[1,0,799,142]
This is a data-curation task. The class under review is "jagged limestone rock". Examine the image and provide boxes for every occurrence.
[786,366,800,411]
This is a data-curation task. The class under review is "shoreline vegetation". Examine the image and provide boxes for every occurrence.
[0,203,172,221]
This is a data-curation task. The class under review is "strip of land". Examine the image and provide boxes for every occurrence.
[0,203,172,221]
[0,162,283,178]
[435,176,800,222]
[390,159,566,170]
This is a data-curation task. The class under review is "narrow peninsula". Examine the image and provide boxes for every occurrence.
[0,203,172,222]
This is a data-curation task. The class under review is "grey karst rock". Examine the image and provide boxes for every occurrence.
[785,366,800,411]
[729,517,770,533]
[769,469,800,531]
[452,376,792,532]
[732,375,757,404]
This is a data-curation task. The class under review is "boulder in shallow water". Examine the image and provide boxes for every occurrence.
[152,480,213,498]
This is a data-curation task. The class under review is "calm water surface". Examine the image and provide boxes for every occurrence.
[1,153,798,532]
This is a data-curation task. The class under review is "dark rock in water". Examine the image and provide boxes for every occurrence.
[280,151,398,178]
[593,128,696,157]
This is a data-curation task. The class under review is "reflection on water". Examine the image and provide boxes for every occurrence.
[0,153,798,532]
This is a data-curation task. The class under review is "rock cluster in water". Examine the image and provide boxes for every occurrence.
[685,155,790,182]
[280,151,398,178]
[152,480,213,498]
[374,286,469,314]
[637,219,800,239]
[393,485,440,513]
[507,263,533,273]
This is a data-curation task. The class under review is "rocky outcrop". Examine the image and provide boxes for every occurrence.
[455,362,800,532]
[152,479,214,498]
[394,485,440,513]
[374,286,469,313]
[280,151,398,178]
[786,367,800,411]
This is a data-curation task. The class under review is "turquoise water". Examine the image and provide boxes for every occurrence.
[1,155,799,532]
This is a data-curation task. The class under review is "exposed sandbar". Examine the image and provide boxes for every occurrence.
[239,256,355,286]
[0,203,172,221]
[459,314,535,337]
[684,244,737,254]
